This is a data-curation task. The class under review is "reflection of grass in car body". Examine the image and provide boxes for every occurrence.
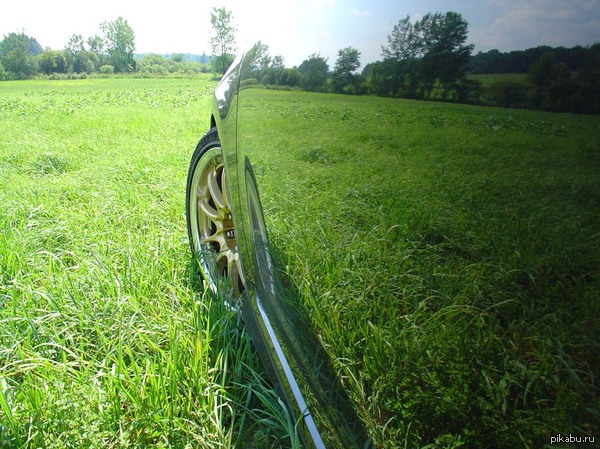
[239,87,600,447]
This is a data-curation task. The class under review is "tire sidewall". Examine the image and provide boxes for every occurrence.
[185,128,221,254]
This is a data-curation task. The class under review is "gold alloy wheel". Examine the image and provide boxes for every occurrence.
[188,135,245,298]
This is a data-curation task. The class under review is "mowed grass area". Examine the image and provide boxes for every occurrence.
[240,89,600,447]
[0,77,300,448]
[1,78,599,449]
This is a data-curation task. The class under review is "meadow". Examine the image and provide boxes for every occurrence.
[239,87,600,447]
[0,76,299,448]
[1,77,599,448]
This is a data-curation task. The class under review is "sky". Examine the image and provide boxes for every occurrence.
[1,0,599,67]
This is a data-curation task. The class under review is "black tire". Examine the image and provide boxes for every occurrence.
[185,128,245,297]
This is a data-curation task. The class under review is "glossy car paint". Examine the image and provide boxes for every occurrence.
[208,52,373,448]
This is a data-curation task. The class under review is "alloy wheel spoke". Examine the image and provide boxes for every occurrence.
[190,146,245,298]
[199,199,219,220]
[207,167,226,211]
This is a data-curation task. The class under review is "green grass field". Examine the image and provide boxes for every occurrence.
[240,88,600,448]
[0,77,301,448]
[1,78,599,448]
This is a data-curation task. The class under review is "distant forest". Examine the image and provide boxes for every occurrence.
[468,45,600,74]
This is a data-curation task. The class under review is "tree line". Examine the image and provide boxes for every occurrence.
[0,8,238,80]
[0,17,138,79]
[486,48,600,114]
[242,12,474,101]
[240,12,599,114]
[0,19,216,79]
[2,9,599,114]
[469,45,600,74]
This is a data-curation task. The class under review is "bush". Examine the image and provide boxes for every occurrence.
[264,84,292,91]
[240,78,258,89]
[48,72,88,81]
[0,61,7,81]
[486,80,529,108]
[99,65,114,75]
[451,79,483,104]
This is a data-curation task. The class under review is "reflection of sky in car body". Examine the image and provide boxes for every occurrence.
[231,0,600,66]
[2,0,599,66]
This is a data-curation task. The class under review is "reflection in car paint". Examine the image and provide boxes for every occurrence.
[191,46,374,448]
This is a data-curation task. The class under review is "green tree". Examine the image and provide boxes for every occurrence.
[64,34,100,73]
[380,15,422,97]
[280,67,300,87]
[244,41,271,81]
[64,34,85,72]
[38,50,68,74]
[27,37,43,56]
[528,54,578,111]
[210,7,237,75]
[100,17,136,72]
[487,80,528,108]
[75,51,99,73]
[65,34,85,54]
[271,55,284,71]
[0,32,40,79]
[331,47,362,94]
[416,12,473,98]
[261,54,286,85]
[140,53,166,74]
[527,53,554,93]
[382,15,421,61]
[364,60,399,97]
[380,12,472,99]
[298,53,329,91]
[87,35,106,63]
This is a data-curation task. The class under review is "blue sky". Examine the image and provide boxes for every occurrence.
[1,0,599,67]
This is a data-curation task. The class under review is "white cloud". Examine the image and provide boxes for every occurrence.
[471,0,600,51]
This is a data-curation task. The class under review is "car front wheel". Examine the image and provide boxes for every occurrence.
[186,128,245,298]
